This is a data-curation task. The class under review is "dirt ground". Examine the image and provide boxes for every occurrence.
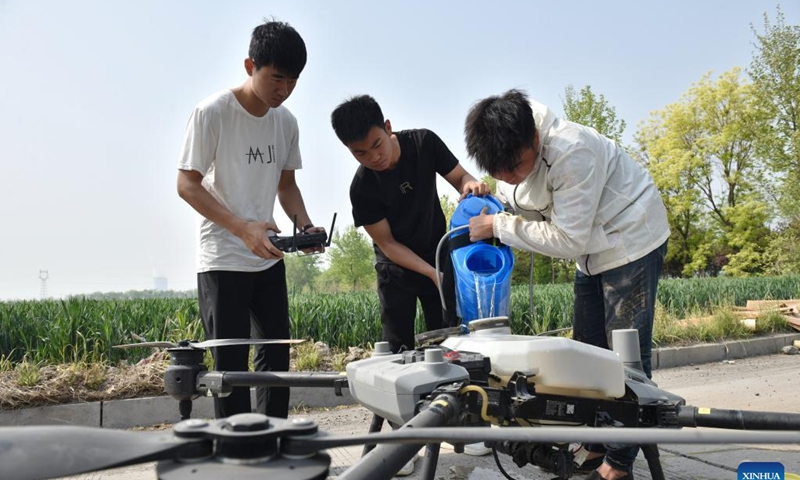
[0,343,369,410]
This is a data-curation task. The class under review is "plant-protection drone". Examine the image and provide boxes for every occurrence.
[2,320,799,480]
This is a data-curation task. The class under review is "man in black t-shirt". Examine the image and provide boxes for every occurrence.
[331,95,490,353]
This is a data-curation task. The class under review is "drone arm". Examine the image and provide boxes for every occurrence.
[222,371,348,389]
[678,405,800,430]
[337,392,461,480]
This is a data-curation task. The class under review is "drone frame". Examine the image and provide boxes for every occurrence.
[2,336,800,480]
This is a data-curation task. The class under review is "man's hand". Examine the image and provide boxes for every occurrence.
[468,207,495,242]
[459,180,492,201]
[239,221,284,259]
[426,267,444,289]
[299,226,327,254]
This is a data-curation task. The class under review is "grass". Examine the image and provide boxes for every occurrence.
[294,342,322,371]
[1,275,798,368]
[0,306,794,409]
[14,357,41,387]
[0,343,357,409]
[652,303,796,346]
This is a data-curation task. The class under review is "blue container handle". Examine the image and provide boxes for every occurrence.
[450,194,504,230]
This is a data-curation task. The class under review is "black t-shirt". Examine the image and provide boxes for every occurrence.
[350,129,459,265]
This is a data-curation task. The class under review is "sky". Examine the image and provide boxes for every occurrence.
[1,0,797,300]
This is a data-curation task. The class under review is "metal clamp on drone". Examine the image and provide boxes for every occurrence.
[2,196,799,480]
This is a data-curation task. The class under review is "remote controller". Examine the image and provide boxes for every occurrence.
[269,232,328,252]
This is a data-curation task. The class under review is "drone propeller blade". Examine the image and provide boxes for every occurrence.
[113,341,178,349]
[284,426,800,455]
[0,426,208,480]
[191,338,306,348]
[113,339,306,350]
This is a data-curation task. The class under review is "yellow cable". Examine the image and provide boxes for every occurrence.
[459,385,498,423]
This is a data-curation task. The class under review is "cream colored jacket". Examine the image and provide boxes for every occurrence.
[492,100,670,275]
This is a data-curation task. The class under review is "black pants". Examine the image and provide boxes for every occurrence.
[376,261,457,353]
[197,262,290,419]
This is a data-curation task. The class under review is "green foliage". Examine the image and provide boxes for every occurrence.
[637,68,770,276]
[748,6,800,180]
[14,357,41,387]
[510,250,573,286]
[754,310,791,334]
[562,85,627,144]
[723,199,773,276]
[0,353,12,372]
[331,352,349,372]
[748,6,800,271]
[652,303,683,346]
[0,297,201,365]
[324,225,375,291]
[2,275,799,367]
[289,291,382,348]
[76,289,196,300]
[635,8,800,278]
[482,175,497,193]
[440,194,456,226]
[767,220,800,275]
[285,254,323,294]
[294,342,321,371]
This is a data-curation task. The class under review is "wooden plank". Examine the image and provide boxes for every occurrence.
[783,315,800,332]
[745,299,800,310]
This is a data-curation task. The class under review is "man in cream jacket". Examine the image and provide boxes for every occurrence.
[464,89,669,480]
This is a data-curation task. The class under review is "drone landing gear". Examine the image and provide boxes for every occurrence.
[360,413,442,480]
[418,442,441,480]
[362,413,385,456]
[341,392,460,480]
[641,444,666,480]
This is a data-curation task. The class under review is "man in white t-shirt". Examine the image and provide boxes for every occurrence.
[176,20,323,420]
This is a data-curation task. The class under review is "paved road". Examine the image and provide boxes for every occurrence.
[55,353,800,480]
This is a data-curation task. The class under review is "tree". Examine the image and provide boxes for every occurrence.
[440,194,456,226]
[510,249,573,285]
[562,84,627,144]
[749,6,800,185]
[324,225,375,291]
[637,68,772,276]
[767,220,800,275]
[482,175,497,193]
[749,7,800,274]
[284,254,322,294]
[636,99,713,276]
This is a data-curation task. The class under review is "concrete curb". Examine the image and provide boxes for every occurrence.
[651,332,800,369]
[2,333,798,429]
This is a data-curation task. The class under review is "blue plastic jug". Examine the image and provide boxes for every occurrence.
[449,195,514,325]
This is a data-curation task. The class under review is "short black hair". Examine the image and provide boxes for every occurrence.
[249,20,307,77]
[464,89,537,175]
[330,95,386,145]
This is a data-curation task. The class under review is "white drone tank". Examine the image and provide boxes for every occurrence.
[440,317,626,399]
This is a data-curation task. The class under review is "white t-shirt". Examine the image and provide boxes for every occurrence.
[177,90,302,272]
